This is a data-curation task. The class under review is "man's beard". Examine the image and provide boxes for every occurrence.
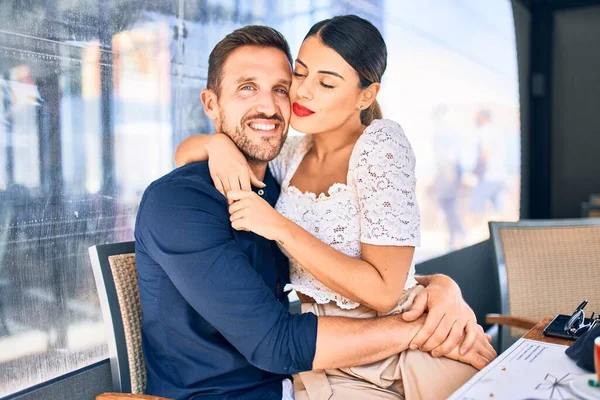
[218,109,288,163]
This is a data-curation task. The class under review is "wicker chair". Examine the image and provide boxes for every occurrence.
[89,242,171,400]
[486,219,600,351]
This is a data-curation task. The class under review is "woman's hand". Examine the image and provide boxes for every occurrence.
[206,134,265,197]
[440,324,497,370]
[227,190,289,241]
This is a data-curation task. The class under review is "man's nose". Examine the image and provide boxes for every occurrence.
[255,91,278,116]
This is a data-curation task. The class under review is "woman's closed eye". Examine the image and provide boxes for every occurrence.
[293,70,334,89]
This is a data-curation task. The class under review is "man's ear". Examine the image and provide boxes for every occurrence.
[201,88,220,120]
[359,82,381,109]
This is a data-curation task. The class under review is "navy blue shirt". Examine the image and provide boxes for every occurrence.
[134,162,318,400]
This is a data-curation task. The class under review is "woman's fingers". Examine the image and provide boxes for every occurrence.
[229,199,249,214]
[474,343,496,369]
[239,174,251,192]
[481,333,497,359]
[227,190,254,202]
[239,167,265,191]
[219,176,232,203]
[249,168,266,188]
[231,219,246,231]
[481,344,497,362]
[459,321,478,355]
[228,176,240,192]
[230,208,247,222]
[213,176,226,197]
[471,353,492,370]
[465,330,497,370]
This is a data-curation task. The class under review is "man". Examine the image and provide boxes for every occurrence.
[135,25,494,400]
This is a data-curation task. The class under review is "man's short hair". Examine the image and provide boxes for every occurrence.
[207,25,293,96]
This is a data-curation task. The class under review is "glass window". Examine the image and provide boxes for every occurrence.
[0,0,519,396]
[380,0,520,261]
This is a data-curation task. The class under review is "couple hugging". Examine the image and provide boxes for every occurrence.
[135,14,496,400]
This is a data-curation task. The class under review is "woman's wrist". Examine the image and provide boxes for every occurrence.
[429,274,459,291]
[274,217,295,246]
[417,274,453,289]
[205,133,226,156]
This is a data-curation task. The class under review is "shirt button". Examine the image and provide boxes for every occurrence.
[258,189,265,196]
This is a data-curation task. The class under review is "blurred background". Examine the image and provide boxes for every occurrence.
[1,0,584,396]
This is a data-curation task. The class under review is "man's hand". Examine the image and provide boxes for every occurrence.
[444,324,497,370]
[402,274,478,357]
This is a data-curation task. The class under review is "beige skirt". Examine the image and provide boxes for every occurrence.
[294,285,477,400]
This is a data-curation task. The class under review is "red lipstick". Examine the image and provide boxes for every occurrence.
[292,102,315,117]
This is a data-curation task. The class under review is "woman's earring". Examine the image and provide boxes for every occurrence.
[359,105,364,110]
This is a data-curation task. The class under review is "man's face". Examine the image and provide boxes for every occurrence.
[209,45,292,163]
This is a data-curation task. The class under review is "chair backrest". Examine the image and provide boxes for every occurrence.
[89,241,146,394]
[489,219,600,348]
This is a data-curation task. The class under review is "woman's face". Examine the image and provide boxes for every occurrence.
[290,36,365,135]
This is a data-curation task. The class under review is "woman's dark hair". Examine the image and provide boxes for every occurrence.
[304,15,386,125]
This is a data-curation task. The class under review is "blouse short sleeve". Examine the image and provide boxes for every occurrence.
[350,119,421,246]
[268,135,307,184]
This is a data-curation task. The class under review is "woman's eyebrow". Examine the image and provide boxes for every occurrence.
[318,70,344,80]
[295,58,345,80]
[295,58,308,68]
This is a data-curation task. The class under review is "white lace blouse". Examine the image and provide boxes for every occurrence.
[269,119,420,310]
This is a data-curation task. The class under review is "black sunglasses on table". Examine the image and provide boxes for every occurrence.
[564,300,600,337]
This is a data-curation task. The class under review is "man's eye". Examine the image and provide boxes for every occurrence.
[275,88,288,94]
[241,85,255,91]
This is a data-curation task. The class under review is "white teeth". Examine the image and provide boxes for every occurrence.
[250,123,276,131]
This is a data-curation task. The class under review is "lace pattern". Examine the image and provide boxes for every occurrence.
[350,119,421,246]
[269,135,308,185]
[276,119,420,309]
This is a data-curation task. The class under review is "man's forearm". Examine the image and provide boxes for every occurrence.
[312,314,424,370]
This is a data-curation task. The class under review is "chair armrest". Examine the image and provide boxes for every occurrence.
[96,393,172,400]
[485,314,537,330]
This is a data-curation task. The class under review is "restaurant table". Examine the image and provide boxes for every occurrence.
[448,316,597,400]
[522,315,574,346]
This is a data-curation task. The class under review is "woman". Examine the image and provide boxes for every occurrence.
[176,15,493,399]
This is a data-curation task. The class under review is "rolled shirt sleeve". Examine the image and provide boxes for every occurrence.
[136,178,317,374]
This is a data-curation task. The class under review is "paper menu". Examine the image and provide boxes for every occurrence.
[448,338,590,400]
